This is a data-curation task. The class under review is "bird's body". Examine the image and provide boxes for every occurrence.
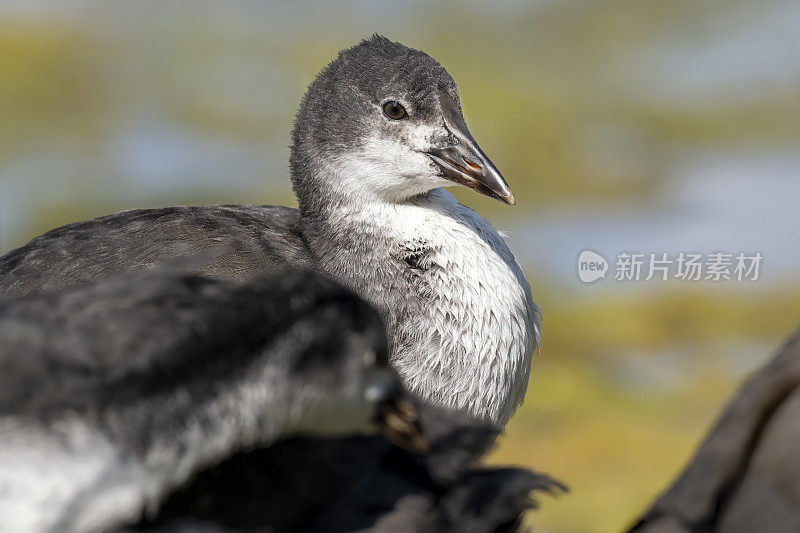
[0,269,402,532]
[0,35,538,425]
[0,267,561,533]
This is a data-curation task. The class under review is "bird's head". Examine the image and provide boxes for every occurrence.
[290,35,514,214]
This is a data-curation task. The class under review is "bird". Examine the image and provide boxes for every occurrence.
[0,266,416,532]
[628,328,800,533]
[131,433,565,533]
[0,265,564,533]
[0,35,538,426]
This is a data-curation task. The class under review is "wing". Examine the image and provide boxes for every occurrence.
[0,205,313,298]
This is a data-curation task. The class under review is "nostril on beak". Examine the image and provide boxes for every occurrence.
[463,157,482,171]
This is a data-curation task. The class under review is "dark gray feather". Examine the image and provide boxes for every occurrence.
[0,205,311,298]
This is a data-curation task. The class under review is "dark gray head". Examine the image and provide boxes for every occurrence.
[290,35,514,215]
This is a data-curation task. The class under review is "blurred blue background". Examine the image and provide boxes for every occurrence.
[1,1,799,531]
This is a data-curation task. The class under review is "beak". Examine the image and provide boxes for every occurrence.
[365,368,428,452]
[426,93,515,205]
[376,397,429,453]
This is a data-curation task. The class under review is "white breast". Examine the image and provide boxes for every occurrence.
[324,189,538,424]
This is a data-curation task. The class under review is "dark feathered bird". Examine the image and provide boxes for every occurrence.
[0,266,564,533]
[629,329,800,533]
[129,433,564,533]
[0,266,416,531]
[0,35,538,426]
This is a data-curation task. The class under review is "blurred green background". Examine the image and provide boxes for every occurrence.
[1,1,799,531]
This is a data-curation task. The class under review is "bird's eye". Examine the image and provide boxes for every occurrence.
[382,101,407,120]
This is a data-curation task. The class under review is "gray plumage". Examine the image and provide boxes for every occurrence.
[0,267,394,532]
[0,35,537,425]
[131,434,566,533]
[629,329,800,533]
[0,205,311,296]
[0,266,564,532]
